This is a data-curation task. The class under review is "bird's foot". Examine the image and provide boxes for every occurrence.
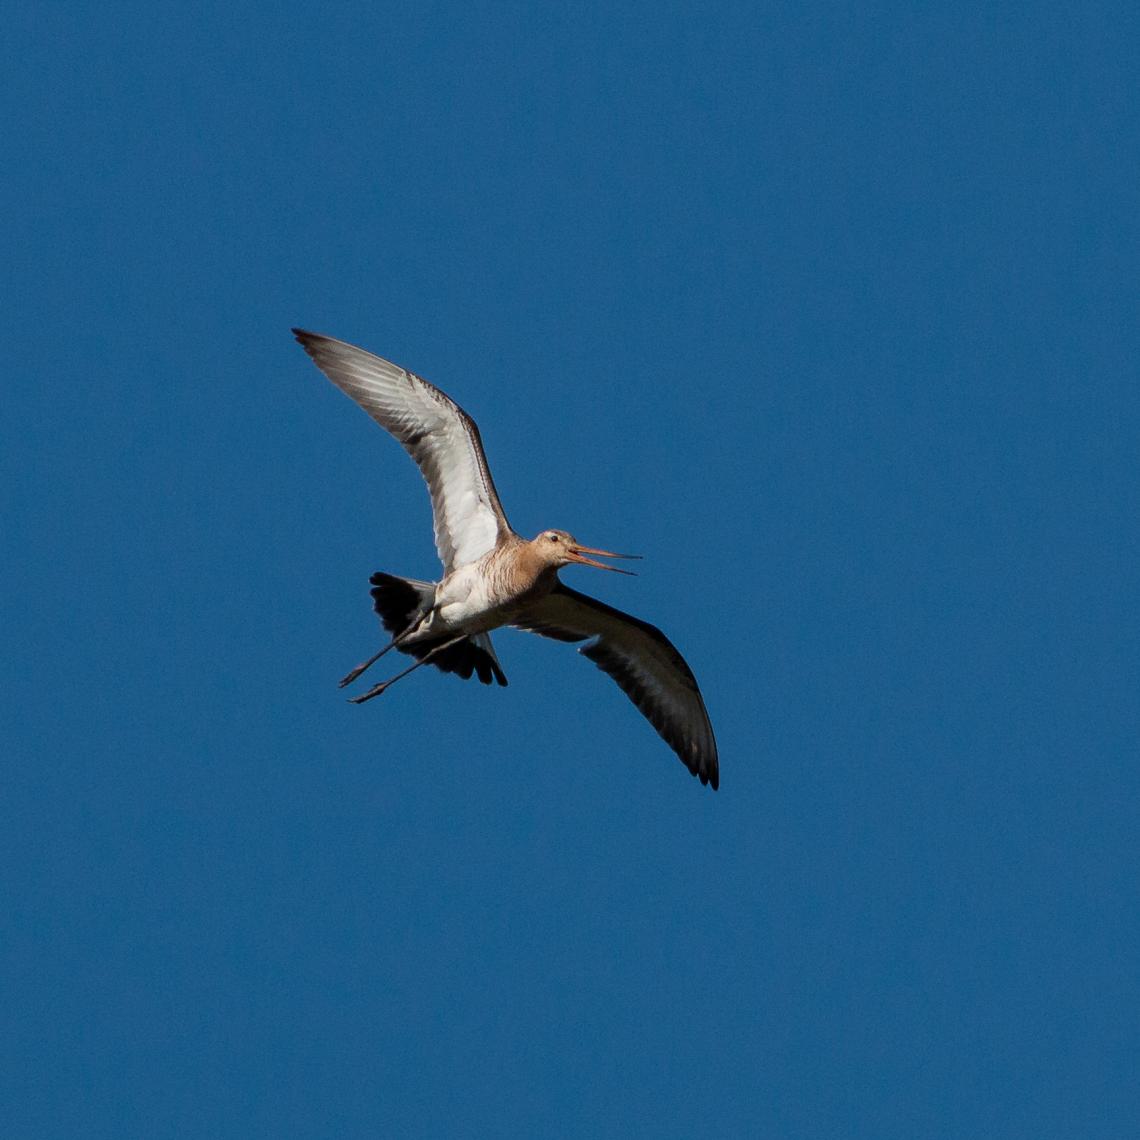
[339,663,370,688]
[348,682,388,704]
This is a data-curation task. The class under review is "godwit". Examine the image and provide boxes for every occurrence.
[294,330,719,789]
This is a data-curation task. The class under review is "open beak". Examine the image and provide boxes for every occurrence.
[567,544,641,576]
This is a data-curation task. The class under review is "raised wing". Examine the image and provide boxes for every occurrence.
[513,583,719,789]
[294,330,513,572]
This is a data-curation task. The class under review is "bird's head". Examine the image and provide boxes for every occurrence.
[531,529,640,575]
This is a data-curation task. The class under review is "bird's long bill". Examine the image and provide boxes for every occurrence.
[568,544,641,575]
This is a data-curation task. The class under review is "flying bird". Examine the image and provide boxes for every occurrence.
[294,330,719,789]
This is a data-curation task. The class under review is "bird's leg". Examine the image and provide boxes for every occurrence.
[339,605,438,687]
[338,626,415,688]
[347,635,466,704]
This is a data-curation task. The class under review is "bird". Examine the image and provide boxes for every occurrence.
[293,329,719,789]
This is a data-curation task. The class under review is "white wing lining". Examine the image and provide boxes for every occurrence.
[294,330,512,571]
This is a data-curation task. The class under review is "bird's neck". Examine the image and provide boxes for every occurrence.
[493,539,557,601]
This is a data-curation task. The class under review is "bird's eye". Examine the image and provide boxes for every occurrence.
[548,532,560,542]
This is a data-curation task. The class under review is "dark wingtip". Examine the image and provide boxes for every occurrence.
[292,328,324,352]
[700,754,719,790]
[695,764,719,790]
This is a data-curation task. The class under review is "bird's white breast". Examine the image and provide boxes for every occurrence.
[432,562,498,631]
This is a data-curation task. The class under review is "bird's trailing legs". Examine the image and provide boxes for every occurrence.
[338,622,423,688]
[347,635,466,704]
[339,636,400,688]
[339,602,438,687]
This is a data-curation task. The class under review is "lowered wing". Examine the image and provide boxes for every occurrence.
[513,583,719,789]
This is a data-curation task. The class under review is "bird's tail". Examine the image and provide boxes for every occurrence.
[369,571,435,635]
[368,572,507,686]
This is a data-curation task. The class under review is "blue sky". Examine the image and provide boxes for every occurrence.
[3,2,1137,1136]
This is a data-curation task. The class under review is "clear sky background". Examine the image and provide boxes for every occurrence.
[3,2,1137,1136]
